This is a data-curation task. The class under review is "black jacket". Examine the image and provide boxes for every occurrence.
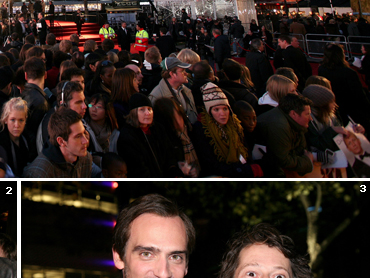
[141,62,162,95]
[155,35,176,59]
[229,21,245,38]
[117,122,182,178]
[22,83,50,160]
[116,26,132,52]
[214,35,231,68]
[245,51,274,97]
[218,80,258,110]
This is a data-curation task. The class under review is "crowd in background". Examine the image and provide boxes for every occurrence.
[0,7,370,178]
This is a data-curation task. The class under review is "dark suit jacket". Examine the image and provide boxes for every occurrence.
[282,45,312,91]
[117,27,132,52]
[214,35,231,68]
[245,51,274,97]
[155,35,176,58]
[352,157,370,178]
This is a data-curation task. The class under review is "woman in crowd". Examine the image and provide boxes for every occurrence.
[177,48,200,88]
[116,93,184,178]
[360,44,370,91]
[0,97,30,177]
[192,82,263,177]
[111,68,140,128]
[318,43,370,132]
[260,25,273,57]
[84,93,120,165]
[86,60,116,97]
[257,74,297,115]
[154,97,200,177]
[302,84,365,177]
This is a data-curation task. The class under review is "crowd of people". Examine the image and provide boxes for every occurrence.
[0,8,369,178]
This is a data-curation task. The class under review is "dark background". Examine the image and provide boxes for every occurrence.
[21,181,369,278]
[0,182,17,244]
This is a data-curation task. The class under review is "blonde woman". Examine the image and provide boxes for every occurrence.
[257,74,297,115]
[0,97,30,177]
[177,48,200,88]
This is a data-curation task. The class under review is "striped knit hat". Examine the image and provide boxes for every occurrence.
[302,84,335,107]
[201,82,231,114]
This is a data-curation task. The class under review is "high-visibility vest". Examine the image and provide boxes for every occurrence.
[134,29,149,52]
[99,27,116,39]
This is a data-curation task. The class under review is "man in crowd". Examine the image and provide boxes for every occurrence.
[245,38,274,97]
[112,194,196,278]
[155,27,176,59]
[37,12,47,45]
[257,94,314,177]
[276,35,312,92]
[117,21,132,52]
[99,22,116,41]
[134,21,149,61]
[24,107,92,178]
[229,17,245,57]
[22,57,50,160]
[212,28,231,70]
[149,57,198,124]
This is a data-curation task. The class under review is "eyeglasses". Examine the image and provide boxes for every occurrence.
[101,60,113,67]
[88,103,105,110]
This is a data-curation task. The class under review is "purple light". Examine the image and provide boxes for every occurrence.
[85,218,116,228]
[87,259,115,267]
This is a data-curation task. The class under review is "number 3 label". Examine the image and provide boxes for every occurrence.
[360,185,366,192]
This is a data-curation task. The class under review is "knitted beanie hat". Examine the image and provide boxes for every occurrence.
[302,84,335,107]
[129,93,152,111]
[201,82,230,114]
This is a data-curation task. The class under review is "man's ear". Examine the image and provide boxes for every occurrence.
[112,248,125,269]
[184,266,188,276]
[24,71,28,81]
[289,110,298,120]
[56,136,65,147]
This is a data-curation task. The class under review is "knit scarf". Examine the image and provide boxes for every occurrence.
[201,111,248,164]
[177,128,200,171]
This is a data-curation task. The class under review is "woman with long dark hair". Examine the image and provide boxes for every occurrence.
[86,60,116,97]
[318,43,370,132]
[111,67,139,128]
[116,93,184,178]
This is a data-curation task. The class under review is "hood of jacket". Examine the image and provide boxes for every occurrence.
[258,92,278,107]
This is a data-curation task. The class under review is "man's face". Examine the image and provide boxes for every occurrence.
[291,38,300,48]
[233,244,292,278]
[70,75,85,91]
[38,13,42,20]
[278,39,288,49]
[113,213,188,278]
[68,91,87,117]
[126,65,143,85]
[171,68,188,85]
[290,105,312,128]
[60,121,88,161]
[122,22,127,29]
[344,134,363,155]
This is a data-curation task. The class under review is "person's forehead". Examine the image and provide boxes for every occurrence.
[236,244,292,276]
[128,213,187,250]
[71,91,85,101]
[69,121,85,137]
[71,75,84,81]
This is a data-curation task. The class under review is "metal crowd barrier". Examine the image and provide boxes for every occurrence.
[305,33,349,59]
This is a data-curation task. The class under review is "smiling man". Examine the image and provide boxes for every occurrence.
[23,107,92,178]
[256,94,314,177]
[112,194,196,278]
[218,223,312,278]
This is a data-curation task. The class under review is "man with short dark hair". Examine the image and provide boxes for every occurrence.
[212,28,231,70]
[155,27,176,59]
[277,35,312,92]
[257,94,314,177]
[112,194,196,278]
[24,107,91,178]
[37,12,47,45]
[343,131,370,177]
[22,57,50,159]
